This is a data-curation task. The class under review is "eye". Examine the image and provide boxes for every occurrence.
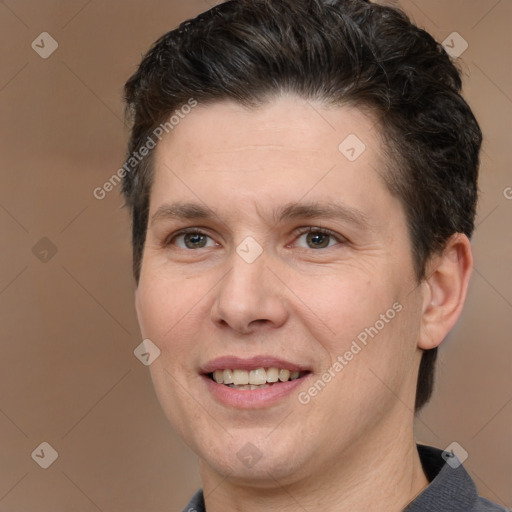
[167,229,218,250]
[165,227,345,251]
[293,227,345,249]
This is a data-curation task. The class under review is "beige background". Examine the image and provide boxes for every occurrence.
[0,0,510,510]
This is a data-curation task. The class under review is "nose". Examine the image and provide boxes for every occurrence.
[210,249,289,335]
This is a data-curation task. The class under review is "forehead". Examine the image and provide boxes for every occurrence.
[155,95,383,169]
[149,95,398,227]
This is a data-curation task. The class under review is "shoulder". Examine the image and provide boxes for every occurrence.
[472,497,509,511]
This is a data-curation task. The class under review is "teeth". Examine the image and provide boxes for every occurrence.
[266,367,279,382]
[226,384,271,390]
[249,368,267,385]
[279,369,290,382]
[223,369,234,384]
[211,367,305,386]
[233,369,249,385]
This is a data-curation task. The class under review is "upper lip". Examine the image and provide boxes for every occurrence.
[201,356,311,374]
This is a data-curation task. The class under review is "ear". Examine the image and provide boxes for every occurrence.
[418,233,473,350]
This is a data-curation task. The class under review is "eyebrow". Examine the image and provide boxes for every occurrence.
[150,200,371,230]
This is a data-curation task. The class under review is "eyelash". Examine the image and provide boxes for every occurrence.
[164,226,347,249]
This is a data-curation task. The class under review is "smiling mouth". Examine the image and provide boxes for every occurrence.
[207,367,310,390]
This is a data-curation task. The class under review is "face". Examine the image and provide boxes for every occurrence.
[135,95,425,487]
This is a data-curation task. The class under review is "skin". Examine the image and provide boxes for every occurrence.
[135,94,473,511]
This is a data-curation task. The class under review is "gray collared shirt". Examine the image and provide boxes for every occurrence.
[181,445,508,511]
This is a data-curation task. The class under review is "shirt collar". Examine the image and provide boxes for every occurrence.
[404,444,480,511]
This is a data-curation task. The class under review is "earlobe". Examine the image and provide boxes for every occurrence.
[418,234,473,350]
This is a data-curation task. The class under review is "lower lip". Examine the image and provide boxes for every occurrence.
[201,374,310,409]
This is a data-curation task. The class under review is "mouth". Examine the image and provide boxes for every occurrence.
[200,356,312,408]
[207,367,310,390]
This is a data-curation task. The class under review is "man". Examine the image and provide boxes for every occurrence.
[121,0,506,510]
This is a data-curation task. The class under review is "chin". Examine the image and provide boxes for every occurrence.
[196,428,310,484]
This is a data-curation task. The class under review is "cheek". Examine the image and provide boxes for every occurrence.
[295,270,392,351]
[135,279,168,341]
[298,266,417,400]
[135,271,206,436]
[136,268,201,341]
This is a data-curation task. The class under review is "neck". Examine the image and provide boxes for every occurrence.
[199,422,429,512]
